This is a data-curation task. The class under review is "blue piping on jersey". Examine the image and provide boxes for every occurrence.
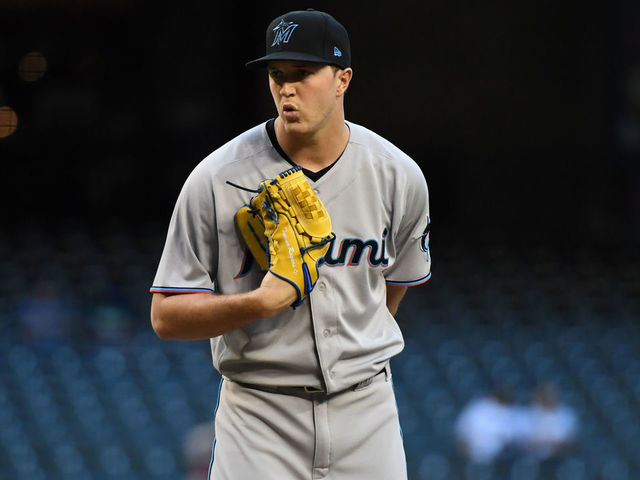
[385,272,431,286]
[149,286,216,294]
[208,377,224,480]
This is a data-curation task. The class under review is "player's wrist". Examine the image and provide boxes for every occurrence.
[256,272,299,314]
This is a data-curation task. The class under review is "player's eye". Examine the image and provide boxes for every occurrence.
[269,70,283,82]
[289,70,312,82]
[269,68,314,85]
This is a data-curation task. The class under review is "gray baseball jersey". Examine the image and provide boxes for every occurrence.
[151,120,430,479]
[151,120,431,393]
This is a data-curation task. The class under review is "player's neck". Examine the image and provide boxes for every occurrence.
[275,116,350,173]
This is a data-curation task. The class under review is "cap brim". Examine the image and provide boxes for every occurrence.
[245,51,333,69]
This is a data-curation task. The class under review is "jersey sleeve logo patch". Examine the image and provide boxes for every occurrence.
[419,216,430,254]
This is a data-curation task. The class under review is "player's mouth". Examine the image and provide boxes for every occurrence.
[282,103,299,121]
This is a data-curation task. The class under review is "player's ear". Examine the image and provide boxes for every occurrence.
[336,67,352,96]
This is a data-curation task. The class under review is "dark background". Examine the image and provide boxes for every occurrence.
[2,0,638,247]
[2,2,640,480]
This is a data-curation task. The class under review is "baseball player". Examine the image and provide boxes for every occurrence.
[150,9,431,480]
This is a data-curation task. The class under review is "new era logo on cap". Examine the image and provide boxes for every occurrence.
[246,9,351,70]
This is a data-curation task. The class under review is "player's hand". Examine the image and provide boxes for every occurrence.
[257,271,298,315]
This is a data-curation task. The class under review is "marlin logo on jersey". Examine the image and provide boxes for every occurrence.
[323,228,390,267]
[271,19,299,46]
[233,229,390,278]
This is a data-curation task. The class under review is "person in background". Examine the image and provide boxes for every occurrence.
[454,387,517,465]
[518,383,578,460]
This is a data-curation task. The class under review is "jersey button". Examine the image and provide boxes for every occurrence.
[317,282,326,292]
[323,329,331,338]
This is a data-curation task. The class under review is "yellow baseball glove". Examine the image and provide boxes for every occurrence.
[230,166,334,307]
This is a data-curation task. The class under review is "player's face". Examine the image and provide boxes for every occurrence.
[267,61,351,136]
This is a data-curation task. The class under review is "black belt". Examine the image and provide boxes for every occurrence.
[235,369,385,401]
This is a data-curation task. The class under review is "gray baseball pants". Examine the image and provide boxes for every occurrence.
[209,366,407,480]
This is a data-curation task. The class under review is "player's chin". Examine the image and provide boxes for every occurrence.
[280,117,306,133]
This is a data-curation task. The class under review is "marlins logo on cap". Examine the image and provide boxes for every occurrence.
[246,9,351,69]
[272,19,299,46]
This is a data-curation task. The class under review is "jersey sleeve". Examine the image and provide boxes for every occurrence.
[383,162,431,286]
[150,165,219,294]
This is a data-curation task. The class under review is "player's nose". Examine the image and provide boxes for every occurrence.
[279,82,295,96]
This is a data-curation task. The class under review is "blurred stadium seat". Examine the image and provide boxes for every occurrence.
[0,224,639,479]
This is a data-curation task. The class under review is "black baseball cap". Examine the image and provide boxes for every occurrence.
[246,9,351,69]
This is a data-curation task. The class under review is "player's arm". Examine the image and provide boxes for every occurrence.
[151,272,297,340]
[386,284,408,316]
